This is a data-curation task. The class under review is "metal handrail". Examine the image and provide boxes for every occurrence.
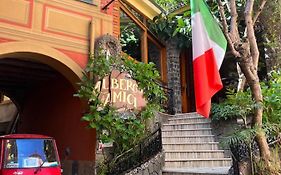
[108,127,162,175]
[156,81,175,115]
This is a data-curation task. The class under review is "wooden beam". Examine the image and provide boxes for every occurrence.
[141,30,148,63]
[161,47,167,83]
[120,1,146,31]
[169,5,190,17]
[120,0,162,20]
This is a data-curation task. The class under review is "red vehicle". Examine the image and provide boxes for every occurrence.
[0,134,61,175]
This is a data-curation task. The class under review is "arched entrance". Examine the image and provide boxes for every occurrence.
[0,42,96,164]
[0,41,83,85]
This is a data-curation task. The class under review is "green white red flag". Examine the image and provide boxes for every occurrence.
[191,0,227,118]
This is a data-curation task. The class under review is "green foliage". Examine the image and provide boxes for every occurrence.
[120,22,141,59]
[121,59,166,105]
[120,32,138,48]
[222,127,257,147]
[150,13,191,49]
[222,123,280,146]
[150,0,223,49]
[211,89,254,122]
[260,0,281,70]
[149,0,191,49]
[212,70,281,125]
[222,123,281,174]
[154,0,188,12]
[262,70,281,124]
[75,53,166,156]
[212,70,281,174]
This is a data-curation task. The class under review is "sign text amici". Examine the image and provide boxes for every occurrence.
[95,70,146,110]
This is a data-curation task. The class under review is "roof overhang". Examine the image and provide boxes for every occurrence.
[121,0,162,20]
[169,4,190,17]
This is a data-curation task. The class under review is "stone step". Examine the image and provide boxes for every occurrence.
[165,158,232,168]
[163,142,219,150]
[167,117,210,124]
[162,167,230,175]
[173,112,203,118]
[163,122,211,130]
[163,173,226,175]
[162,128,213,136]
[162,113,231,175]
[165,150,226,159]
[162,135,215,143]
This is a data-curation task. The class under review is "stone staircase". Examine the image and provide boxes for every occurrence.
[161,113,231,175]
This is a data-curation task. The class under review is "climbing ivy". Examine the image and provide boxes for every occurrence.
[75,52,166,155]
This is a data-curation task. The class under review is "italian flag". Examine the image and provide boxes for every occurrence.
[191,0,227,118]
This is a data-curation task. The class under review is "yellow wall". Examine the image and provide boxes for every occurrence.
[0,0,114,167]
[0,0,113,70]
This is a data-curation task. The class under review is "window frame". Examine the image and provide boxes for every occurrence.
[119,1,167,83]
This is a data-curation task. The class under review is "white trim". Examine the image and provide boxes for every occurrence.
[212,40,225,69]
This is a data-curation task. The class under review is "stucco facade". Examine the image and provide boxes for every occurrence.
[0,0,163,174]
[0,0,114,173]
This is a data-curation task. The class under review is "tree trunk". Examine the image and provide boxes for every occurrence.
[241,0,272,168]
[217,0,276,173]
[237,63,246,91]
[238,53,272,168]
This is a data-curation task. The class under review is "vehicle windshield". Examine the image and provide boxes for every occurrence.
[4,139,59,169]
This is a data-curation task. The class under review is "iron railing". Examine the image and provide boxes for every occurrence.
[230,136,281,174]
[157,82,175,115]
[108,127,162,175]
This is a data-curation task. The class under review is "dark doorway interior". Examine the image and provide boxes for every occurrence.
[0,57,95,161]
[0,58,59,134]
[180,48,195,113]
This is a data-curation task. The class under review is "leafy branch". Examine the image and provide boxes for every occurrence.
[75,52,166,156]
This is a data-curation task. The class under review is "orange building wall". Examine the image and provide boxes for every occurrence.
[0,0,114,70]
[0,0,119,163]
[19,75,96,161]
[112,1,120,38]
[101,0,120,38]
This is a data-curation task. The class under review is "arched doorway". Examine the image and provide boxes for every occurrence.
[0,42,96,164]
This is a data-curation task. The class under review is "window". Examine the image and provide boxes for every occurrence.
[119,1,167,82]
[148,39,161,73]
[4,139,59,169]
[120,10,142,62]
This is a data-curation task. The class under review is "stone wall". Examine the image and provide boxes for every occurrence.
[211,118,241,160]
[0,100,17,122]
[211,118,241,145]
[165,39,182,113]
[62,160,95,175]
[125,152,165,175]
